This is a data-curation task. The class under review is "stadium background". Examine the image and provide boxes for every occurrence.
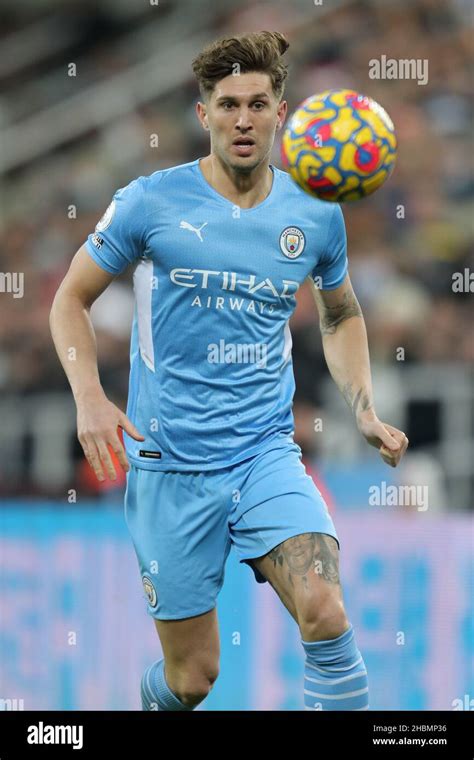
[0,0,472,710]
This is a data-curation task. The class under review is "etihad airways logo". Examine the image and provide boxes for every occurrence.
[170,269,298,298]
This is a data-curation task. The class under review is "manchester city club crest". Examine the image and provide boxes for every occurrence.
[279,226,305,259]
[142,574,158,608]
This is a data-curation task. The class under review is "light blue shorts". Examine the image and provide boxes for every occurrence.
[124,439,338,620]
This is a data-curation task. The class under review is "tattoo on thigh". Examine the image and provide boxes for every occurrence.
[268,533,340,585]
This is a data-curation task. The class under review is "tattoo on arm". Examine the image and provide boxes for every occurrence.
[319,290,362,335]
[313,285,372,415]
[342,382,373,416]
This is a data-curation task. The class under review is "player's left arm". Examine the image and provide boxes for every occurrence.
[308,273,409,467]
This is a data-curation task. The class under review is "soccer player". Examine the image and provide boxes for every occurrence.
[50,31,409,712]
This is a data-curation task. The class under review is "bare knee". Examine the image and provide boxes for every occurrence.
[298,595,349,642]
[166,662,219,708]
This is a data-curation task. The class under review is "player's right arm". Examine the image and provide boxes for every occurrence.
[49,245,144,481]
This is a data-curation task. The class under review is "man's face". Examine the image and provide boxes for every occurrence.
[196,72,287,174]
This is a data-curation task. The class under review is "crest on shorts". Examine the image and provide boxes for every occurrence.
[279,226,305,259]
[95,200,116,232]
[142,574,158,608]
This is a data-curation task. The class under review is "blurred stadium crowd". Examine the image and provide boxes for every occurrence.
[0,0,472,505]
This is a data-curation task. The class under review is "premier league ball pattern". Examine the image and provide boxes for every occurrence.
[281,89,397,202]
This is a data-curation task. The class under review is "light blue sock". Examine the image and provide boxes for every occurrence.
[302,624,369,710]
[141,658,194,711]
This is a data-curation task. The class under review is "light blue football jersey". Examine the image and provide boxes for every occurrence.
[85,158,348,471]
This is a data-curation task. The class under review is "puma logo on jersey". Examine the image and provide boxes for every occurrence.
[179,220,208,242]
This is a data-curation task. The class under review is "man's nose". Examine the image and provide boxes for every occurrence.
[235,109,252,130]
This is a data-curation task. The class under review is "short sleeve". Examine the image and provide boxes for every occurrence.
[85,177,145,275]
[311,203,348,290]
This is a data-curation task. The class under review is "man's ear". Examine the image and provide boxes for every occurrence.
[276,99,288,130]
[196,101,209,130]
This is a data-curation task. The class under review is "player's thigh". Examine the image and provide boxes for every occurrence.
[250,532,346,626]
[154,607,220,683]
[231,443,343,625]
[125,465,231,621]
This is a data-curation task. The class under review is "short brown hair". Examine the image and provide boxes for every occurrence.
[192,31,289,101]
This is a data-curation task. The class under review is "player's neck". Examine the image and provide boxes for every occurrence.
[199,154,273,209]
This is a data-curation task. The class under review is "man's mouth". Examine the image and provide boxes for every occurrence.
[232,137,255,156]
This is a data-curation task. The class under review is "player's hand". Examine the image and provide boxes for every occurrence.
[356,412,409,468]
[76,387,145,481]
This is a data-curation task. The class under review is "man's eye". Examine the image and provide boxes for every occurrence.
[253,102,265,110]
[222,102,233,110]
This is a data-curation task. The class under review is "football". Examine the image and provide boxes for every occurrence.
[281,89,397,202]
